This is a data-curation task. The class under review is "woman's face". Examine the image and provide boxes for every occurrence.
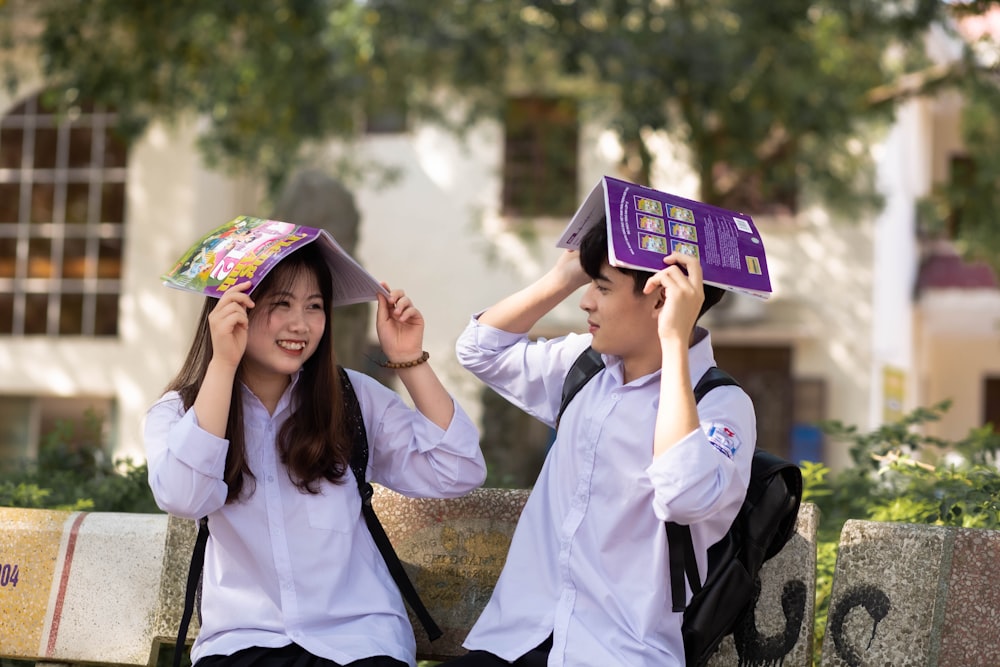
[241,269,326,389]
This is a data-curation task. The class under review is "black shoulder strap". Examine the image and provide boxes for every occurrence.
[665,367,740,613]
[557,346,605,428]
[174,517,208,667]
[339,367,443,641]
[173,371,443,666]
[692,367,739,402]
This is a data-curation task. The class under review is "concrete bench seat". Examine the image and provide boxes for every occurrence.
[0,489,819,667]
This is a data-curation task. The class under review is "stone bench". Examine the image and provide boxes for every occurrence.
[0,489,819,666]
[373,487,820,666]
[821,519,1000,666]
[0,508,175,666]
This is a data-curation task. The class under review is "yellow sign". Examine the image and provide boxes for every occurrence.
[883,366,906,424]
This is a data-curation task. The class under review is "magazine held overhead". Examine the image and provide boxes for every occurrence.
[557,176,773,300]
[162,215,388,306]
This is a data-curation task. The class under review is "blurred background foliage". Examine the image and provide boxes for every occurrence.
[0,408,157,512]
[1,0,998,267]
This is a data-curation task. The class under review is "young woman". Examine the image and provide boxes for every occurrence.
[144,242,486,667]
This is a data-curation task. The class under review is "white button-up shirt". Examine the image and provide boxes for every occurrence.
[144,369,486,667]
[455,319,755,666]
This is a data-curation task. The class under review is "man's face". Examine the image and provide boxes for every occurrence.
[579,262,660,358]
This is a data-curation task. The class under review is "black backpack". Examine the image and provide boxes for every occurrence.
[172,368,441,667]
[558,347,802,667]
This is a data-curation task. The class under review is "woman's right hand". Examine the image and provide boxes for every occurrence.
[208,281,254,369]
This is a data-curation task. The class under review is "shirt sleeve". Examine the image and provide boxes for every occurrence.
[455,315,593,426]
[644,384,756,527]
[143,392,230,519]
[348,370,487,498]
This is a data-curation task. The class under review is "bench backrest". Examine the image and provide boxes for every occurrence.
[0,492,820,666]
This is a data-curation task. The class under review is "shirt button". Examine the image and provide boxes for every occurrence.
[268,475,274,482]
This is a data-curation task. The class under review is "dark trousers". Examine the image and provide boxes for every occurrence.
[436,635,553,667]
[194,643,406,667]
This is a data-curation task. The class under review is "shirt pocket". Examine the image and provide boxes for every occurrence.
[303,482,360,533]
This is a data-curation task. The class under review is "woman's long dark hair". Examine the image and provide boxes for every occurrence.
[166,243,351,502]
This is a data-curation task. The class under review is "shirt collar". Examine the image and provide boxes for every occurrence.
[239,371,302,417]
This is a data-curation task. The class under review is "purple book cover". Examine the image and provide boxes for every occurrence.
[162,215,388,306]
[557,176,772,299]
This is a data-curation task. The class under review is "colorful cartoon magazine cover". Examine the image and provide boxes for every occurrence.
[556,176,773,299]
[162,215,389,306]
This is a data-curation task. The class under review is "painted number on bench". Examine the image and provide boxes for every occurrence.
[0,563,19,587]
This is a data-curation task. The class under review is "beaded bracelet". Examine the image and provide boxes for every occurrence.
[378,350,430,369]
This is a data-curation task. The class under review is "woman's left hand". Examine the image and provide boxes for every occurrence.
[376,284,426,363]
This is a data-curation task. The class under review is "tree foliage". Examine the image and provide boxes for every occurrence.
[2,1,970,205]
[803,400,1000,660]
[372,0,956,217]
[0,409,159,513]
[4,1,998,258]
[918,50,1000,272]
[3,0,379,191]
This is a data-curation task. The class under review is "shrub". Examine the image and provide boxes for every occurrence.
[0,408,159,514]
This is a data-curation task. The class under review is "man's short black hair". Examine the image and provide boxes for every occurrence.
[578,216,725,318]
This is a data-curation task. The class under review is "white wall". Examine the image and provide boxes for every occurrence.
[346,120,621,423]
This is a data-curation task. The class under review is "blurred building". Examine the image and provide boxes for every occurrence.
[1,15,998,471]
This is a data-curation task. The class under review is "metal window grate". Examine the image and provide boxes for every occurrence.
[501,96,579,218]
[0,93,127,336]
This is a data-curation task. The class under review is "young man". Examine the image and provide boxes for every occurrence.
[445,221,757,666]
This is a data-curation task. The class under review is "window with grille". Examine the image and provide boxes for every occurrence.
[0,92,127,336]
[946,153,975,238]
[984,376,1000,433]
[501,96,578,218]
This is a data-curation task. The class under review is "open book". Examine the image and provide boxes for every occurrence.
[557,176,772,299]
[162,215,389,306]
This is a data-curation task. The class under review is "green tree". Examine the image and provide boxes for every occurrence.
[373,0,955,215]
[918,59,1000,273]
[2,0,380,192]
[0,2,959,200]
[4,1,996,249]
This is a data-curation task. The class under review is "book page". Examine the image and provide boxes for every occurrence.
[314,230,390,306]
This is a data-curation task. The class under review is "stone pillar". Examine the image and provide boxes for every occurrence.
[822,519,1000,666]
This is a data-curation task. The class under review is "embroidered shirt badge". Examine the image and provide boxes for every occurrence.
[705,423,740,459]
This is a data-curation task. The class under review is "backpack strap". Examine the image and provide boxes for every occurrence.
[747,450,803,563]
[340,367,443,642]
[665,367,740,614]
[174,516,208,667]
[557,346,605,428]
